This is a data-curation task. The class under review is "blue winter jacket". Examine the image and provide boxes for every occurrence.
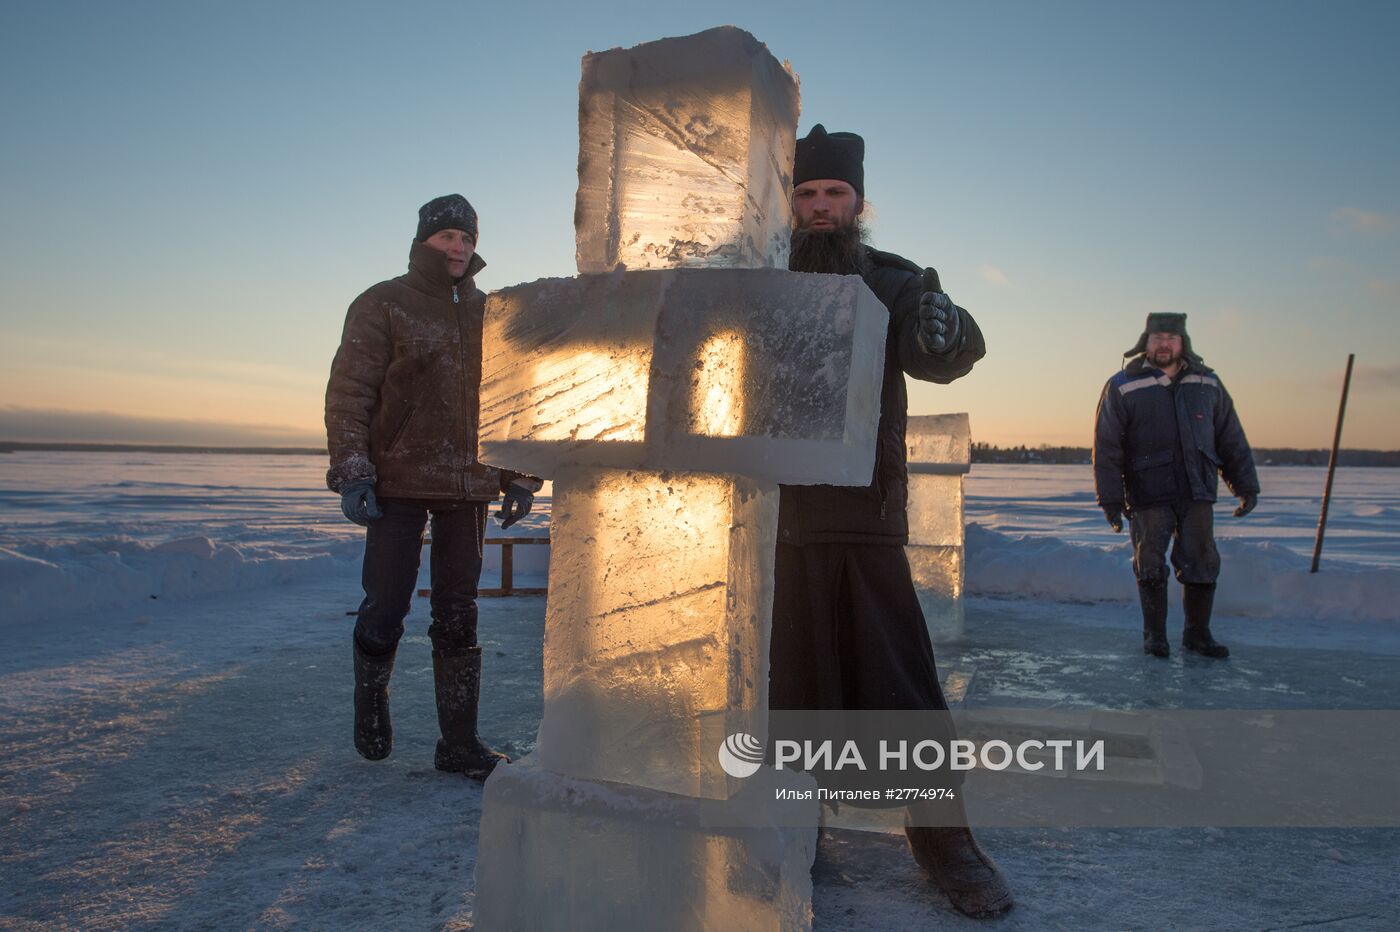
[1093,357,1259,510]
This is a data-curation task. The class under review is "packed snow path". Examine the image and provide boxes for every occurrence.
[3,566,1395,929]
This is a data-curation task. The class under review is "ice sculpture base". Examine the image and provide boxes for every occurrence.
[475,756,819,932]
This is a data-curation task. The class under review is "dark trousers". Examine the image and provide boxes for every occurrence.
[769,542,950,712]
[353,498,487,656]
[1129,500,1221,586]
[768,542,959,799]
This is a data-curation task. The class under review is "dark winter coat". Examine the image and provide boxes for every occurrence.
[324,241,509,501]
[1093,357,1259,510]
[777,248,986,545]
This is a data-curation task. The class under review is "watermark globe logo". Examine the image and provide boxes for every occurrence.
[718,732,764,778]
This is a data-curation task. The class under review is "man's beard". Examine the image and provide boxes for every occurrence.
[789,220,869,275]
[1150,349,1181,368]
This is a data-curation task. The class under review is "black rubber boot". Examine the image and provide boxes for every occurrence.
[432,646,510,779]
[353,641,395,761]
[1138,581,1170,658]
[1182,582,1229,658]
[906,798,1014,918]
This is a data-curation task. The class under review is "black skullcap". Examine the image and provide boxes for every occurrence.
[793,124,865,196]
[416,194,478,243]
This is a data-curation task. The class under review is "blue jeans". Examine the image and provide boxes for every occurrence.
[353,498,487,656]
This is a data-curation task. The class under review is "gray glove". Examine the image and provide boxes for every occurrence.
[917,268,962,355]
[1233,494,1257,518]
[1102,503,1125,533]
[340,478,383,527]
[497,485,534,530]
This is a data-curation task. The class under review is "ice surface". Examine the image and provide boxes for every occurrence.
[478,268,887,485]
[535,467,777,798]
[905,414,971,643]
[475,755,818,932]
[575,26,800,274]
[8,508,1400,928]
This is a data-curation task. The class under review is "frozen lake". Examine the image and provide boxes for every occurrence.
[3,453,1397,626]
[2,452,1398,928]
[2,451,1394,563]
[965,463,1400,568]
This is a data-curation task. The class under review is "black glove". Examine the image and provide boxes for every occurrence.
[497,484,534,530]
[340,478,383,527]
[916,268,962,356]
[1233,494,1257,518]
[1102,503,1125,533]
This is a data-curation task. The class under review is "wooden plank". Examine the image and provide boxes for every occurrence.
[413,534,551,599]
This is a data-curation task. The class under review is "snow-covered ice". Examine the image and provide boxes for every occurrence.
[2,453,1398,928]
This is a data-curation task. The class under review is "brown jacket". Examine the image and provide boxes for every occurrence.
[325,240,507,501]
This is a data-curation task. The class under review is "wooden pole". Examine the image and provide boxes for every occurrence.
[1311,354,1355,573]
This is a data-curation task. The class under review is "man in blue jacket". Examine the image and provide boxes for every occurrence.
[1093,313,1260,659]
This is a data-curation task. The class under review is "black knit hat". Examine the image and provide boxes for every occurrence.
[793,124,865,196]
[416,194,478,243]
[1123,313,1204,365]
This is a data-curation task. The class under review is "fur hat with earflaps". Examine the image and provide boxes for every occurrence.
[1123,312,1204,366]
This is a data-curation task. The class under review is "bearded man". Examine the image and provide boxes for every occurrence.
[1093,313,1260,658]
[771,125,1011,918]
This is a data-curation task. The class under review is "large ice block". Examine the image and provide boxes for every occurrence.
[536,467,777,798]
[904,414,971,644]
[475,756,818,932]
[576,26,800,274]
[478,268,887,485]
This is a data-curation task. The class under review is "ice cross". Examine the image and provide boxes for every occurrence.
[475,27,888,930]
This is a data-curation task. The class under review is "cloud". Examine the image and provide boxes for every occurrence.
[0,406,323,447]
[1326,207,1394,236]
[1368,279,1400,303]
[1306,255,1354,274]
[1356,364,1400,391]
[976,263,1010,287]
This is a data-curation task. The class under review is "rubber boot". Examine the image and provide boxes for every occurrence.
[1182,582,1229,658]
[353,640,395,761]
[1138,581,1170,658]
[905,797,1014,918]
[432,646,510,779]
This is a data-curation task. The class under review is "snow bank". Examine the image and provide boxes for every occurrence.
[5,517,1395,628]
[965,523,1400,623]
[0,536,362,626]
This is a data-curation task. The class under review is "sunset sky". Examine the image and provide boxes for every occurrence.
[2,0,1397,449]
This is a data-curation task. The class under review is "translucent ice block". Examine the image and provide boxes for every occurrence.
[536,467,777,799]
[906,473,964,548]
[475,756,818,932]
[576,26,801,274]
[904,414,971,644]
[478,268,887,485]
[909,544,965,644]
[905,413,969,549]
[905,413,972,478]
